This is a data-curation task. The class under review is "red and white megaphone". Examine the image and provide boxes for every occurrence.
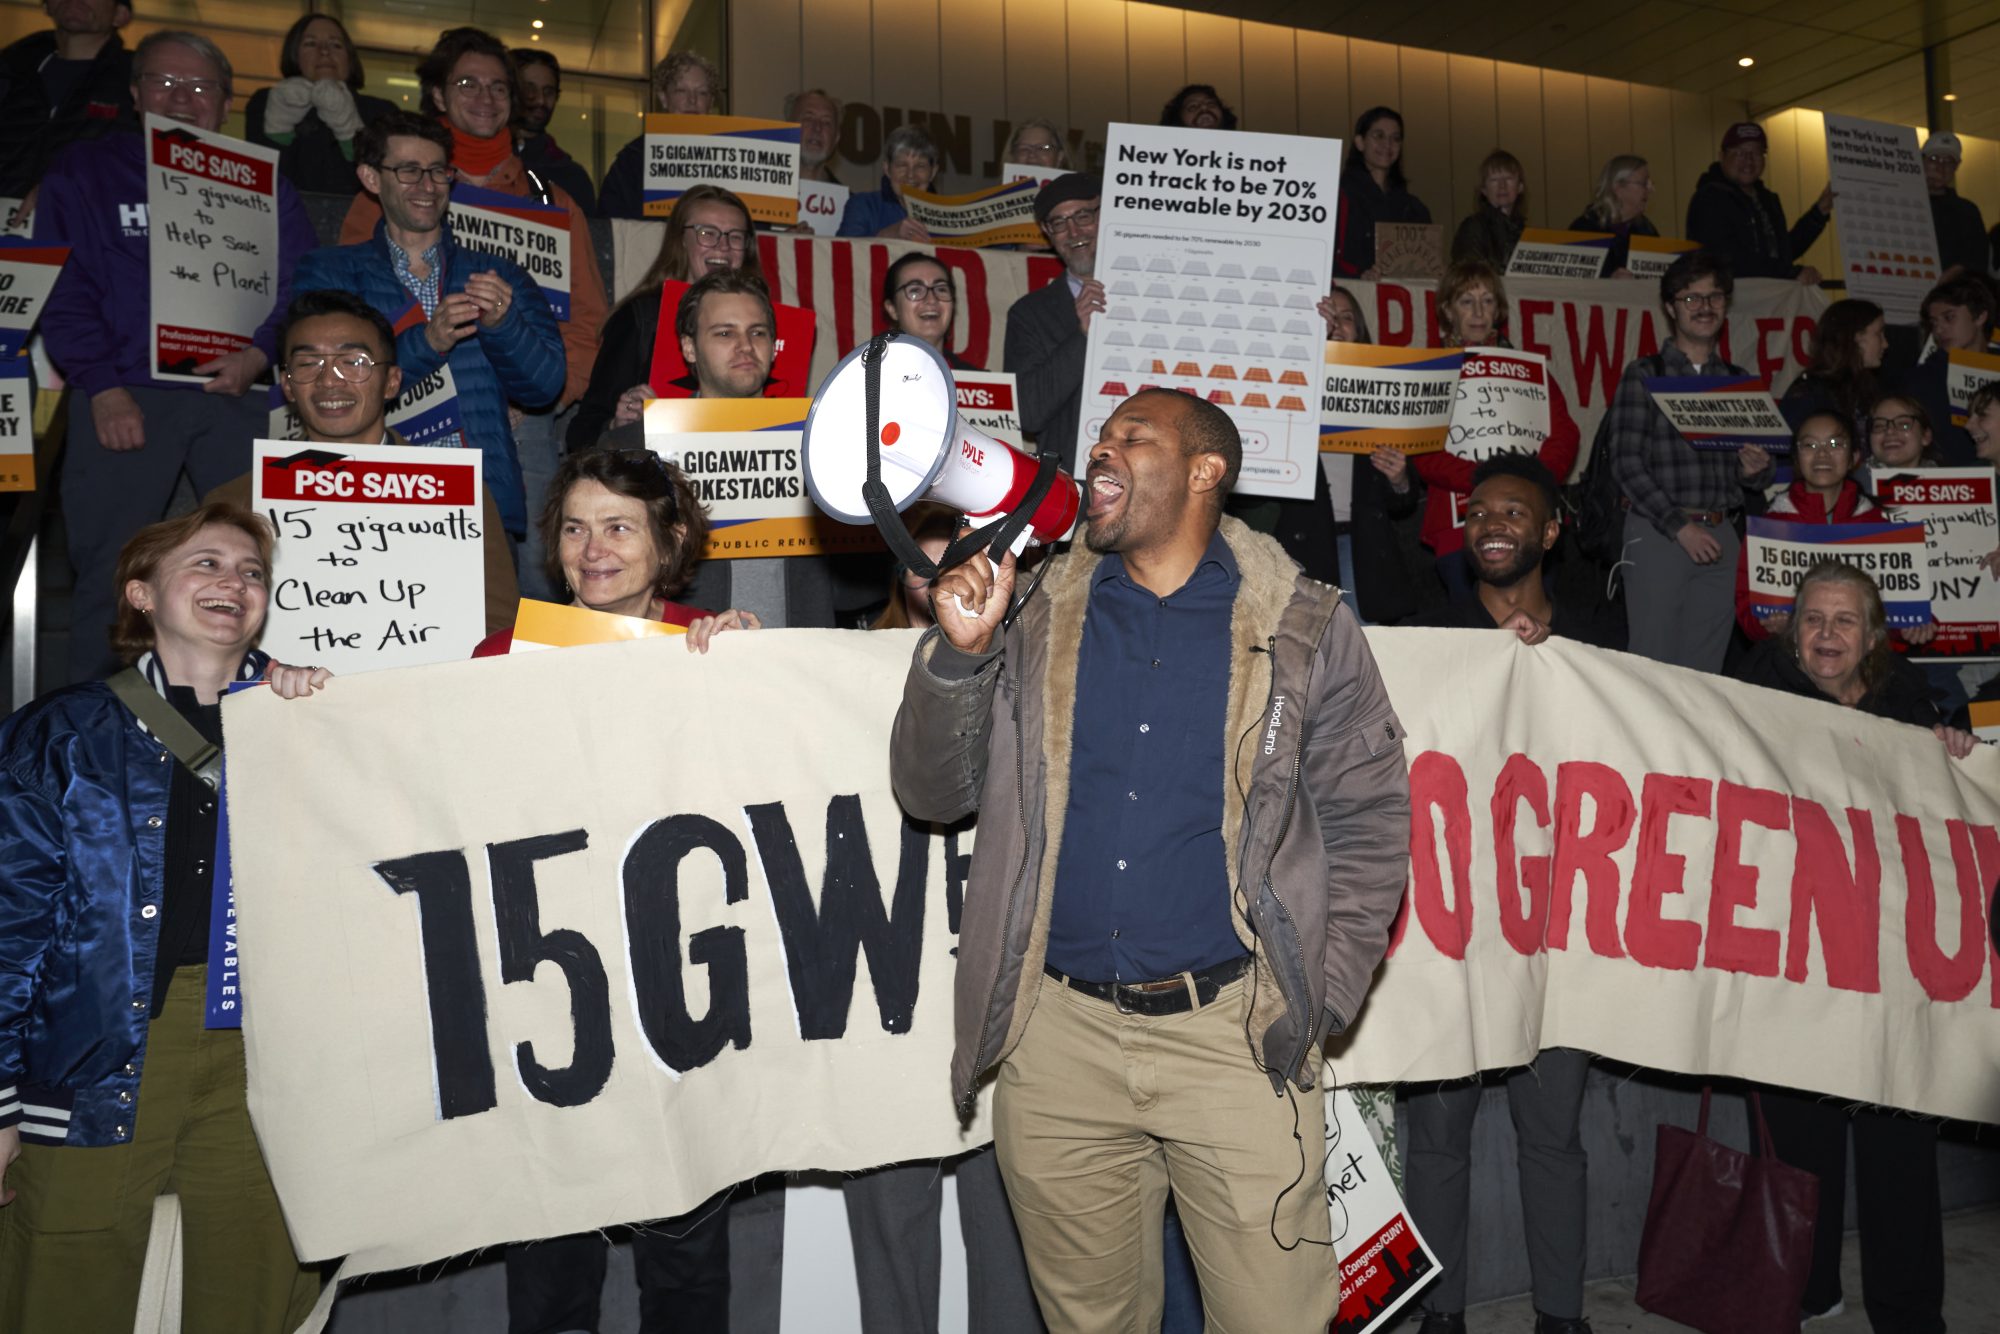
[801,337,1080,555]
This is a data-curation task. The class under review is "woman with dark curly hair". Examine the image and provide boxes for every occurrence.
[1160,83,1236,130]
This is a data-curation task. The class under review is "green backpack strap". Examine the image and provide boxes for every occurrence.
[107,667,223,790]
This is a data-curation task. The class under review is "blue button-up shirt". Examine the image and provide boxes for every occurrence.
[1046,531,1245,983]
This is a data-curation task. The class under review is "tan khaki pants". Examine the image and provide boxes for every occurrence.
[993,973,1337,1334]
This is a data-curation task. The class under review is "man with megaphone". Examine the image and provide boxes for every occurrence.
[890,388,1412,1331]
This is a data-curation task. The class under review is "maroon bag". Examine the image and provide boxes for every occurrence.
[1634,1088,1820,1334]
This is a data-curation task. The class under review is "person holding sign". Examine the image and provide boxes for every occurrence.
[1006,172,1101,461]
[1685,123,1831,284]
[1733,412,1882,641]
[596,50,721,220]
[1889,275,1991,466]
[0,503,328,1332]
[838,122,939,242]
[1334,107,1430,280]
[36,29,321,684]
[1449,150,1527,272]
[1569,155,1659,279]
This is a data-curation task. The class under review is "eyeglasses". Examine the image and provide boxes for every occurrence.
[382,162,453,185]
[1675,291,1726,309]
[1045,206,1099,237]
[1796,436,1850,453]
[1870,415,1921,434]
[284,352,379,383]
[897,280,955,303]
[687,223,751,250]
[451,76,510,101]
[139,72,221,98]
[1924,153,1958,165]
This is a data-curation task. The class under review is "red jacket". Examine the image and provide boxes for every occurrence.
[472,599,708,657]
[1410,376,1580,554]
[1734,480,1880,641]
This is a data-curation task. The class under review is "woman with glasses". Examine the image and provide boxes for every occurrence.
[880,252,970,368]
[1570,155,1658,279]
[567,185,766,451]
[247,14,394,196]
[1865,394,1940,469]
[1733,411,1880,641]
[839,123,940,241]
[1004,119,1071,174]
[1779,298,1886,439]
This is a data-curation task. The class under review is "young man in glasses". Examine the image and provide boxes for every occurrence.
[203,289,519,636]
[292,110,566,561]
[34,28,320,682]
[1005,172,1102,466]
[1604,250,1774,672]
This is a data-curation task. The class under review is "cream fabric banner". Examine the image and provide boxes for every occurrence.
[223,625,1999,1298]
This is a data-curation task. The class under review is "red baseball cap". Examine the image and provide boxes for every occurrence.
[1721,123,1767,153]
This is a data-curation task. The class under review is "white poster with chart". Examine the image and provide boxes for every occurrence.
[1081,123,1341,500]
[1824,114,1941,326]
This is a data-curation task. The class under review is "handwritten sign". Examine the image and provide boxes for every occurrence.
[952,369,1025,448]
[642,115,800,226]
[509,597,686,652]
[644,397,879,559]
[251,440,487,671]
[1328,1088,1438,1334]
[1505,229,1612,280]
[1825,114,1941,326]
[1870,466,2000,658]
[1623,235,1699,280]
[1946,348,2000,426]
[646,278,815,399]
[1644,375,1792,451]
[1447,347,1551,462]
[1744,517,1931,627]
[1374,222,1443,281]
[446,184,571,321]
[0,239,68,357]
[145,115,280,382]
[898,180,1043,248]
[1320,344,1462,455]
[797,179,849,237]
[0,357,31,491]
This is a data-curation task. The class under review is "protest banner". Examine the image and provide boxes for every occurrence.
[251,440,488,671]
[1084,122,1341,498]
[648,276,817,399]
[1447,347,1551,462]
[446,184,571,321]
[1871,466,2000,657]
[1743,516,1931,626]
[1328,1087,1438,1333]
[1622,235,1699,281]
[1505,230,1612,281]
[1320,344,1461,454]
[221,625,2000,1320]
[644,396,878,559]
[798,179,849,237]
[643,114,801,225]
[509,597,687,651]
[898,180,1044,248]
[953,369,1026,448]
[1824,114,1941,325]
[1645,375,1793,451]
[1946,348,2000,426]
[0,356,32,491]
[0,238,69,357]
[145,114,280,382]
[1375,222,1443,280]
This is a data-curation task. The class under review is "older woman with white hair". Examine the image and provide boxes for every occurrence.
[1569,154,1659,278]
[839,122,939,242]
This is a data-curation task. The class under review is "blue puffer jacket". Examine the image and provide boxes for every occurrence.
[837,176,910,237]
[290,223,566,535]
[0,654,264,1149]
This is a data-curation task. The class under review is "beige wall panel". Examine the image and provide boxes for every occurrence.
[1347,38,1401,130]
[800,0,874,116]
[1540,70,1592,234]
[1583,76,1634,214]
[871,0,940,119]
[1494,61,1547,231]
[1786,108,1839,279]
[1295,30,1351,145]
[1004,0,1072,127]
[1067,0,1131,149]
[1126,3,1188,134]
[728,0,800,120]
[1446,55,1498,226]
[1183,11,1246,112]
[938,0,1009,135]
[1240,21,1300,135]
[1627,82,1678,225]
[1398,46,1455,232]
[1671,88,1719,236]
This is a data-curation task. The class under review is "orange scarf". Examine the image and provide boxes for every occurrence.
[447,123,512,178]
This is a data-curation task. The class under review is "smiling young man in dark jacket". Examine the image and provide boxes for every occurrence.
[891,388,1410,1331]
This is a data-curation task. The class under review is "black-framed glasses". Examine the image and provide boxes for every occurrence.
[382,162,453,186]
[1870,415,1921,435]
[284,352,378,384]
[1046,206,1099,237]
[139,72,221,98]
[1675,291,1726,309]
[897,280,955,303]
[687,223,751,250]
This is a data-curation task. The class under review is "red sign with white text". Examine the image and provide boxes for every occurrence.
[149,128,277,195]
[259,456,475,507]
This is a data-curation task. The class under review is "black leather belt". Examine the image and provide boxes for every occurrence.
[1043,954,1253,1016]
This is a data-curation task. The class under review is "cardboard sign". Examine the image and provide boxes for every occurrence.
[953,369,1026,448]
[0,356,32,491]
[1743,516,1931,626]
[0,238,68,358]
[1622,235,1699,280]
[252,440,488,671]
[1447,347,1551,462]
[1870,466,2000,658]
[642,114,801,226]
[1825,114,1942,326]
[509,598,686,651]
[1320,344,1462,454]
[1946,348,2000,427]
[647,278,816,399]
[145,115,281,382]
[798,179,849,237]
[644,397,880,559]
[1374,222,1443,280]
[446,184,571,321]
[1328,1088,1438,1333]
[898,180,1044,248]
[1644,375,1792,451]
[1505,230,1612,280]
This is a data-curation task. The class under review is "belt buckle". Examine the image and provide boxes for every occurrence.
[1113,983,1139,1015]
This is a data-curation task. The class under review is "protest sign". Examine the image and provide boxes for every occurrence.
[1622,235,1699,281]
[1375,223,1443,280]
[642,114,801,225]
[1645,375,1793,451]
[898,180,1044,248]
[509,597,687,651]
[1946,348,2000,426]
[1002,162,1066,189]
[798,179,849,237]
[1825,114,1941,325]
[447,184,571,321]
[953,369,1026,448]
[1328,1087,1438,1333]
[1084,122,1341,499]
[0,197,31,238]
[0,239,68,357]
[0,356,32,491]
[647,276,817,399]
[1743,516,1931,626]
[1320,344,1461,455]
[1447,347,1551,462]
[145,114,280,382]
[644,397,879,559]
[252,440,488,671]
[1970,698,2000,743]
[1871,466,2000,657]
[1505,230,1612,281]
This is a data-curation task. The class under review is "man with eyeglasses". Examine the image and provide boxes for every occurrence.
[295,110,566,557]
[0,0,132,206]
[34,28,319,683]
[1686,123,1831,284]
[1920,133,1987,281]
[203,289,519,636]
[1605,250,1775,671]
[1005,172,1103,466]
